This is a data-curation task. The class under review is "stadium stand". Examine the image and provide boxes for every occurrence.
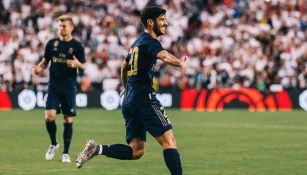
[0,0,306,92]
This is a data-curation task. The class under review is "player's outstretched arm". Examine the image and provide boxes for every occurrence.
[67,55,85,70]
[157,50,187,73]
[32,57,47,75]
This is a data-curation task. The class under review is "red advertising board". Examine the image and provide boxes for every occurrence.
[181,88,293,111]
[0,90,12,111]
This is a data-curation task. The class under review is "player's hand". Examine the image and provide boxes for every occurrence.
[180,57,188,74]
[120,89,125,106]
[67,55,81,69]
[32,65,43,75]
[120,89,125,98]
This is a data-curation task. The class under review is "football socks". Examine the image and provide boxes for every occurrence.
[163,148,182,175]
[45,120,57,146]
[98,144,133,160]
[63,122,73,154]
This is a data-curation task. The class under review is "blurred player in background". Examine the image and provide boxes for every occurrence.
[32,15,85,163]
[76,6,186,175]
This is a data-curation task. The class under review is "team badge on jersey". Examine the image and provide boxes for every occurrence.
[68,48,73,54]
[53,41,59,51]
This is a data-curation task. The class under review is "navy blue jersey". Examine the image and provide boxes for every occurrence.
[123,32,164,106]
[44,38,85,91]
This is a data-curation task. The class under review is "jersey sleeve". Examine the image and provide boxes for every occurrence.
[43,40,53,63]
[75,43,85,64]
[75,43,85,75]
[147,39,164,58]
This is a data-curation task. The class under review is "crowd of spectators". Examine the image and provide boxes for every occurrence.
[0,0,306,93]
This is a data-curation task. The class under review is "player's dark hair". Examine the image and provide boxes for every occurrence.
[141,6,166,28]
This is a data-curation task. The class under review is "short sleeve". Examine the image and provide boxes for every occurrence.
[147,39,164,58]
[43,40,52,63]
[75,43,85,74]
[75,43,85,64]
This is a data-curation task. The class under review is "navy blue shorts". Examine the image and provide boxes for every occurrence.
[122,93,172,143]
[46,87,77,116]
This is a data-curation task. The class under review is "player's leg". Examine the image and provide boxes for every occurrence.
[62,116,74,155]
[155,130,182,175]
[90,138,145,159]
[76,106,146,168]
[60,90,77,163]
[129,138,145,159]
[96,138,145,159]
[61,116,73,163]
[44,91,60,160]
[139,96,182,175]
[45,109,58,146]
[76,138,145,168]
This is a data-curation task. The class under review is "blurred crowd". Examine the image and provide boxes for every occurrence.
[0,0,306,92]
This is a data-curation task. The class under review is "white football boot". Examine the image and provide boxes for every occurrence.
[62,154,72,163]
[45,143,60,160]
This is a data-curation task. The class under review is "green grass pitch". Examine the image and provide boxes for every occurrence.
[0,109,306,175]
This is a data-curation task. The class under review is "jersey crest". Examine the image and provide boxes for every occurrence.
[68,48,73,54]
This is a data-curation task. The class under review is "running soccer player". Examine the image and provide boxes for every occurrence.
[76,6,187,175]
[32,15,85,163]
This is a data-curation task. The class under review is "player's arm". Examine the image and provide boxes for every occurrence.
[32,57,48,75]
[33,40,52,75]
[121,60,129,88]
[156,50,187,73]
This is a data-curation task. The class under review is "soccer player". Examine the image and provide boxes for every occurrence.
[32,15,85,163]
[76,6,187,174]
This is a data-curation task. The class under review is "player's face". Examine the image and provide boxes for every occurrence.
[153,14,168,36]
[58,21,73,37]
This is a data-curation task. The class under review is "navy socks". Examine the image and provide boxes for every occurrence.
[97,144,133,160]
[45,121,73,154]
[63,123,73,154]
[45,120,57,146]
[163,148,183,175]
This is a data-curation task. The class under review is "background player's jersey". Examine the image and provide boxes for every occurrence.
[123,32,164,106]
[44,38,85,91]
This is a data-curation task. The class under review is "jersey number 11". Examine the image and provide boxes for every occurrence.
[128,47,139,76]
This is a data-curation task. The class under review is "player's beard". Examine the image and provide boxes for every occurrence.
[153,22,164,36]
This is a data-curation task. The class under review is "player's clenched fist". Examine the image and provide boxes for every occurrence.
[32,65,43,75]
[32,57,47,75]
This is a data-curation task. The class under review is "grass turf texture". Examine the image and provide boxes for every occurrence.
[0,109,306,175]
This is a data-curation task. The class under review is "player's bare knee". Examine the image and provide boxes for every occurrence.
[63,116,74,123]
[160,136,177,149]
[156,131,177,149]
[161,141,177,149]
[132,149,145,160]
[45,115,56,122]
[129,141,145,160]
[45,112,56,121]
